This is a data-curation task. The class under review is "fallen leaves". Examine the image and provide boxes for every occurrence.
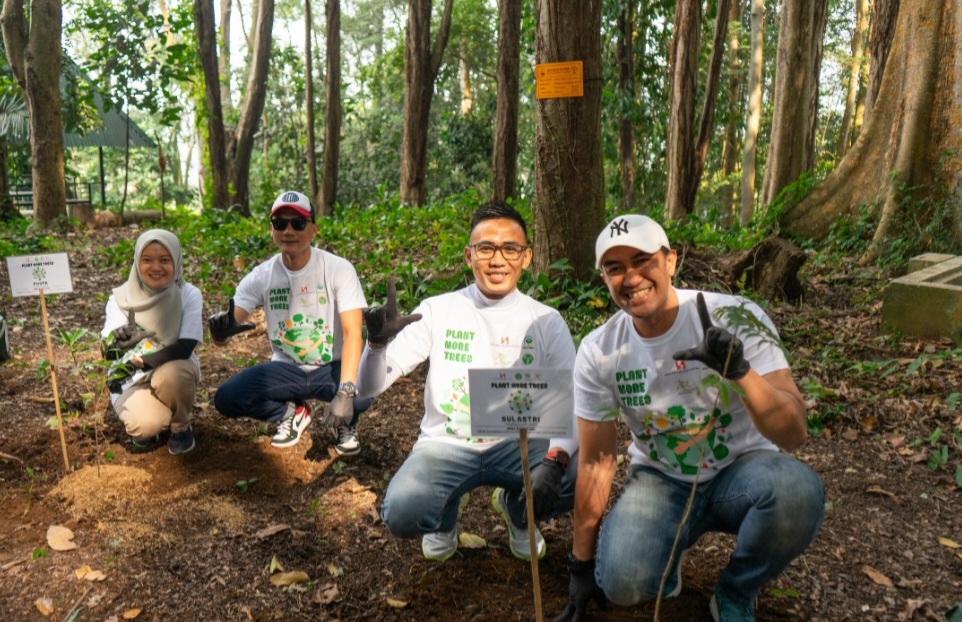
[254,524,290,539]
[862,565,894,587]
[74,564,107,581]
[35,596,54,616]
[269,571,310,586]
[458,532,487,549]
[386,597,408,609]
[46,525,77,551]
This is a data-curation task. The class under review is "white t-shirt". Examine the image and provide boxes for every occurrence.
[574,289,789,482]
[102,282,203,401]
[366,284,577,450]
[234,248,366,367]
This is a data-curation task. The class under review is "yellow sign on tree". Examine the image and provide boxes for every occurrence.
[535,61,584,99]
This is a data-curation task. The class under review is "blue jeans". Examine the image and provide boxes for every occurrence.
[596,450,824,607]
[213,360,371,426]
[381,438,577,537]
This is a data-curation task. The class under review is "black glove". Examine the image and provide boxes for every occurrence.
[555,555,606,622]
[672,292,750,380]
[326,392,354,427]
[363,277,422,346]
[528,452,566,520]
[208,298,255,343]
[111,310,156,349]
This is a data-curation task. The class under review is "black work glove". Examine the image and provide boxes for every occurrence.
[208,298,255,343]
[326,392,354,427]
[527,453,566,520]
[110,310,156,350]
[363,277,422,346]
[555,555,606,622]
[672,292,750,380]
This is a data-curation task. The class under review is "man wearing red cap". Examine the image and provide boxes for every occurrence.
[207,190,371,455]
[558,214,824,622]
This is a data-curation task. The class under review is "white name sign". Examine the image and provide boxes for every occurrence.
[6,253,74,297]
[468,368,574,439]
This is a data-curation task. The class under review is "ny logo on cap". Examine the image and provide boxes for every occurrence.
[282,192,301,203]
[609,218,630,237]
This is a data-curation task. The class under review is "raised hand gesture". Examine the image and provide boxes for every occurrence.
[111,309,156,349]
[363,277,422,347]
[208,298,255,343]
[671,292,750,380]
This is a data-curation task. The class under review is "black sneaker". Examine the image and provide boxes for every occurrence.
[334,425,360,456]
[131,434,159,448]
[168,426,195,455]
[271,402,312,448]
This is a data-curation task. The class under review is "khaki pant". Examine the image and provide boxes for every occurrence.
[114,359,199,437]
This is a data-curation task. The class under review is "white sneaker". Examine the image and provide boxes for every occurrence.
[421,493,470,561]
[491,488,546,561]
[271,402,312,448]
[334,425,360,456]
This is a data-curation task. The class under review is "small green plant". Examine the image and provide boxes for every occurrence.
[331,460,346,476]
[236,477,259,493]
[31,548,48,560]
[103,450,116,462]
[306,498,321,518]
[34,358,51,381]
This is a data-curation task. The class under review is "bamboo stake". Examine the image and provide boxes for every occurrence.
[39,289,70,471]
[520,429,543,622]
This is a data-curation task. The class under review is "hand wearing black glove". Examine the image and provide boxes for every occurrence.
[326,391,354,427]
[208,298,255,343]
[555,554,606,622]
[111,310,157,349]
[527,450,567,520]
[671,292,750,380]
[363,277,422,346]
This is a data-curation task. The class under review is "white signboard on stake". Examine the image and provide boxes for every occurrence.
[468,368,574,439]
[6,253,73,297]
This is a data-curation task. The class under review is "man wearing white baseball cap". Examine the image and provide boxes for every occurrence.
[557,214,824,622]
[207,190,372,456]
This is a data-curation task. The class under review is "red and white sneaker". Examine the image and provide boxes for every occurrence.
[271,402,312,448]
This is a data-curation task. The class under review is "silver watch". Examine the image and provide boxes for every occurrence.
[338,381,358,397]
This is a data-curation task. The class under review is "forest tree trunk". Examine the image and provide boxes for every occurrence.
[219,0,233,119]
[664,0,701,221]
[865,0,899,122]
[304,0,318,205]
[400,0,453,207]
[491,0,520,202]
[1,0,67,226]
[320,0,342,216]
[761,0,827,207]
[720,0,742,226]
[780,0,962,259]
[835,0,868,159]
[193,0,230,211]
[740,0,763,225]
[533,0,604,279]
[616,0,636,211]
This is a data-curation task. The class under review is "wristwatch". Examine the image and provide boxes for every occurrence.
[544,448,570,470]
[338,381,358,397]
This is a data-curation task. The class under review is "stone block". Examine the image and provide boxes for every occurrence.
[882,256,962,343]
[907,253,955,274]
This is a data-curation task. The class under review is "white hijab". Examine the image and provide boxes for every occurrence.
[111,229,184,347]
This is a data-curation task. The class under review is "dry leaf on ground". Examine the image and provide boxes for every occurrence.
[459,532,487,549]
[46,525,77,551]
[386,597,408,609]
[35,596,54,616]
[254,524,290,539]
[270,571,309,586]
[862,565,894,587]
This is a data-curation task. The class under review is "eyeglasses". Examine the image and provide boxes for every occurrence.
[469,242,528,261]
[271,216,310,231]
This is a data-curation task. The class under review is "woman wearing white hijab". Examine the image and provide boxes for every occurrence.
[101,229,203,454]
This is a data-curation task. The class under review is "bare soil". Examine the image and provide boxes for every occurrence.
[1,227,960,622]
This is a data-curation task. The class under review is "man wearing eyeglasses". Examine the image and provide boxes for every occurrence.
[207,190,371,456]
[556,214,824,622]
[356,201,578,563]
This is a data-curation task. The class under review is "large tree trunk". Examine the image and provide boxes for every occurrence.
[491,0,520,202]
[227,0,274,216]
[690,0,733,210]
[835,0,868,159]
[1,0,66,227]
[459,54,472,115]
[193,0,231,211]
[219,0,233,119]
[720,0,742,226]
[664,0,701,221]
[319,0,342,215]
[399,0,453,206]
[865,0,899,122]
[305,0,319,205]
[740,0,763,225]
[780,0,962,260]
[616,0,636,211]
[533,0,604,279]
[760,0,828,207]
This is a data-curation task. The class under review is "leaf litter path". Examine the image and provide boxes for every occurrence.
[0,227,960,622]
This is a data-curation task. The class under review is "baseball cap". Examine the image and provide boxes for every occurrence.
[595,214,670,268]
[270,191,315,221]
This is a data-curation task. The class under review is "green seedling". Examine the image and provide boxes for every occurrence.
[32,548,48,560]
[236,477,258,493]
[331,460,346,476]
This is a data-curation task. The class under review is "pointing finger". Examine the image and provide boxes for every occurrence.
[695,292,713,332]
[386,277,398,310]
[126,309,136,327]
[228,297,236,316]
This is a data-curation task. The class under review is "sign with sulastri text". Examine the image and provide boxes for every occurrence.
[6,254,73,297]
[468,368,574,439]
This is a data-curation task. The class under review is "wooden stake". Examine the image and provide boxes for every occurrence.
[519,429,543,622]
[39,289,70,471]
